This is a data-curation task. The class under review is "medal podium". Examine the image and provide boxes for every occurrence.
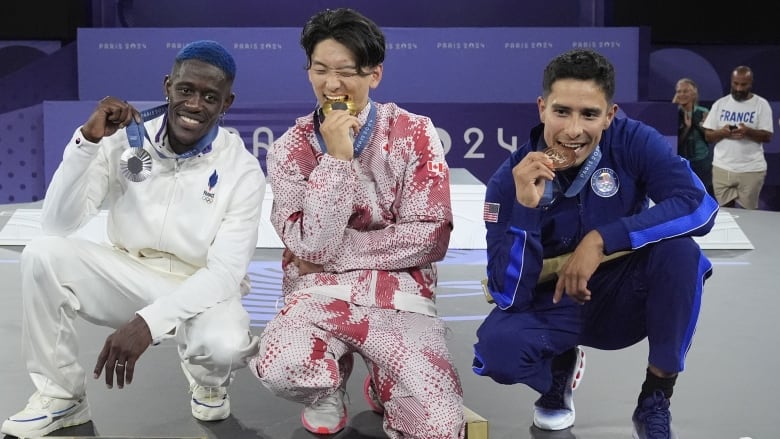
[0,168,756,250]
[0,168,491,249]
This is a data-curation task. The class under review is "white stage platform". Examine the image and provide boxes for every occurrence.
[0,169,753,250]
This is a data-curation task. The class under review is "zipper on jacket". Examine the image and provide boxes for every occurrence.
[158,159,181,261]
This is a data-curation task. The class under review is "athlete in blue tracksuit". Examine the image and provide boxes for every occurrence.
[472,49,719,438]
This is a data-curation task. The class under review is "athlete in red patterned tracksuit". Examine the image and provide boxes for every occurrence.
[249,8,465,438]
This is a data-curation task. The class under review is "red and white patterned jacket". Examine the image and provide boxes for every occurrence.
[268,101,452,316]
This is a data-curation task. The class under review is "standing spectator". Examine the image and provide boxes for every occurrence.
[250,7,465,438]
[703,66,773,209]
[673,78,713,196]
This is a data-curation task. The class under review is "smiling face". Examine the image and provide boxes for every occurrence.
[673,80,697,108]
[307,38,382,114]
[537,78,617,167]
[163,59,234,152]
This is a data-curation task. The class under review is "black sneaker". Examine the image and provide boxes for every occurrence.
[533,346,585,430]
[631,390,678,439]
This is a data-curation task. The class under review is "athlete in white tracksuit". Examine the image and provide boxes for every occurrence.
[2,40,265,438]
[27,113,264,396]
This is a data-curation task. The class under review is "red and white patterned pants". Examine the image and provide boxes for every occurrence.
[251,291,465,438]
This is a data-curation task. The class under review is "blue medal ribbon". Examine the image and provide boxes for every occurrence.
[563,146,602,198]
[541,146,603,204]
[126,104,166,148]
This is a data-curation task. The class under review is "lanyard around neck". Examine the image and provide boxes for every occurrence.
[563,146,602,198]
[541,146,603,204]
[126,104,166,148]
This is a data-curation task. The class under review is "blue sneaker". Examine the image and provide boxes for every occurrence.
[533,346,586,430]
[0,392,91,438]
[631,390,678,439]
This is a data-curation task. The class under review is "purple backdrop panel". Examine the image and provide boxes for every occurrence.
[77,27,640,104]
[76,28,307,104]
[404,103,535,184]
[0,104,44,203]
[376,27,639,104]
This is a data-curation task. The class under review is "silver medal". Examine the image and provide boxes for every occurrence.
[120,148,152,182]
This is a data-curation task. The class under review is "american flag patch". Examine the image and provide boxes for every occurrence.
[483,202,500,223]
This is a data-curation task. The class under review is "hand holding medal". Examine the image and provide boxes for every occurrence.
[118,105,167,183]
[80,97,153,183]
[511,150,557,208]
[317,96,359,160]
[81,96,140,143]
[315,96,377,161]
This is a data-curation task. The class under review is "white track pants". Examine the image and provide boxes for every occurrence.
[20,236,258,400]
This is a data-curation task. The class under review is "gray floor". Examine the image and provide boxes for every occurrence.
[0,203,777,439]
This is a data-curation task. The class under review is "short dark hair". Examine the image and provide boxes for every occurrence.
[542,49,615,104]
[300,8,385,74]
[175,40,236,82]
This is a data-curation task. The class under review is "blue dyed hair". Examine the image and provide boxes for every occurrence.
[175,40,236,81]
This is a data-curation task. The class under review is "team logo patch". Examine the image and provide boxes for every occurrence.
[590,168,619,197]
[202,170,218,204]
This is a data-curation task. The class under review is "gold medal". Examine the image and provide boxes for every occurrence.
[120,148,152,182]
[543,146,576,170]
[321,97,358,117]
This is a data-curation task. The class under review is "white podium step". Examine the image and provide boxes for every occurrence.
[0,169,752,250]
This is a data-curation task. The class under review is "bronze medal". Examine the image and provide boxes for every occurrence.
[543,146,576,170]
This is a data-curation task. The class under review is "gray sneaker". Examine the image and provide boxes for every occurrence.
[301,354,353,434]
[301,388,347,434]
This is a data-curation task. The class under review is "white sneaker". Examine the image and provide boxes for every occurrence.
[533,346,586,430]
[301,388,347,434]
[181,363,230,421]
[1,392,90,438]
